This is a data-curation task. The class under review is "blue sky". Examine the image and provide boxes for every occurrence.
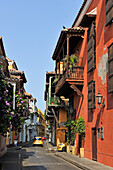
[0,0,83,113]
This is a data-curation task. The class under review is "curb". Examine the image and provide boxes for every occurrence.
[55,153,92,170]
[7,141,32,151]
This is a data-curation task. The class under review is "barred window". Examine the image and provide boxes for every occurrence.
[88,80,95,109]
[108,43,113,92]
[87,22,96,72]
[106,0,113,26]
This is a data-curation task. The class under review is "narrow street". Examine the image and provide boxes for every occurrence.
[0,143,81,170]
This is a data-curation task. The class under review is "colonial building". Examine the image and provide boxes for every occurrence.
[44,71,68,146]
[37,109,46,138]
[0,37,8,157]
[6,56,27,146]
[25,96,39,141]
[50,0,113,167]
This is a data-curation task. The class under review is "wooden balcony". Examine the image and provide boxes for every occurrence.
[55,66,84,97]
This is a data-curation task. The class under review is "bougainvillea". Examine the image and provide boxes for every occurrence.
[11,91,26,131]
[0,65,27,135]
[0,65,13,135]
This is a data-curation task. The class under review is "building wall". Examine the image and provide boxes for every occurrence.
[55,108,67,146]
[0,134,7,158]
[74,0,113,167]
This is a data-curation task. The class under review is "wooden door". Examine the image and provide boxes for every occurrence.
[92,127,97,161]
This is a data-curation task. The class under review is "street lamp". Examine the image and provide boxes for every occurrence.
[96,91,105,108]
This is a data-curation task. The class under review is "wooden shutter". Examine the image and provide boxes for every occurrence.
[88,80,95,109]
[108,43,113,92]
[106,0,113,26]
[87,22,96,72]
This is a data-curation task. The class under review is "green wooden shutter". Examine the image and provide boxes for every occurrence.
[87,22,96,72]
[106,0,113,26]
[108,43,113,92]
[88,80,95,109]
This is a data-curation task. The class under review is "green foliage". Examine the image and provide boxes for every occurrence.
[11,91,27,131]
[65,116,85,145]
[63,54,79,68]
[65,117,77,145]
[44,109,47,120]
[77,117,85,135]
[77,117,85,141]
[0,65,27,135]
[0,66,13,135]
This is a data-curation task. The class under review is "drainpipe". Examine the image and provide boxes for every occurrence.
[48,76,52,105]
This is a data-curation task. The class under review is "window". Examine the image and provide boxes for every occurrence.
[108,43,113,92]
[88,80,95,109]
[101,126,104,140]
[106,0,113,26]
[87,22,96,72]
[98,128,100,138]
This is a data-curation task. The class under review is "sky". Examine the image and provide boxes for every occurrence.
[0,0,83,113]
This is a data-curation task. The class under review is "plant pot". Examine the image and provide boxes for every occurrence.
[72,146,75,155]
[66,145,70,153]
[80,148,84,158]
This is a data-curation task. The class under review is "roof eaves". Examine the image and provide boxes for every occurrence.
[72,0,93,27]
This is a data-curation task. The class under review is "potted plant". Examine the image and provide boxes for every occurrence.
[65,116,77,154]
[77,117,85,157]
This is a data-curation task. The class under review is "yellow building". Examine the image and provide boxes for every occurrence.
[37,109,46,137]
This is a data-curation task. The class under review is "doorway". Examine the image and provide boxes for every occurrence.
[92,127,97,161]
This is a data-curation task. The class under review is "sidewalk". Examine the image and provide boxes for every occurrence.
[7,140,32,151]
[46,141,113,170]
[55,152,113,170]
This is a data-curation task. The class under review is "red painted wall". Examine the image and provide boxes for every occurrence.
[74,0,113,167]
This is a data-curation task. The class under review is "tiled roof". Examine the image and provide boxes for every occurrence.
[10,75,21,80]
[9,68,23,75]
[24,91,32,97]
[47,70,56,74]
[52,26,85,60]
[31,97,36,101]
[62,27,84,32]
[6,56,13,62]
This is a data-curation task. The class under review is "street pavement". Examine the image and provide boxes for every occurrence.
[0,141,113,170]
[46,141,113,170]
[0,142,81,170]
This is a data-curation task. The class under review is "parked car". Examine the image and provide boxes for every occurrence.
[58,143,67,152]
[42,136,46,141]
[33,137,43,146]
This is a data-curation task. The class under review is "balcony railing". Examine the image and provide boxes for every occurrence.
[56,66,84,93]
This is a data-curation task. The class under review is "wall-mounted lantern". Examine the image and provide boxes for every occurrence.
[96,91,105,108]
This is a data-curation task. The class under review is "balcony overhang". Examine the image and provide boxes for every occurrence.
[55,81,83,98]
[52,27,85,60]
[55,67,84,98]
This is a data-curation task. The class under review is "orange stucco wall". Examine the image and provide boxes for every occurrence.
[74,0,113,167]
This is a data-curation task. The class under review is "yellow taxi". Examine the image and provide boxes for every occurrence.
[33,137,43,146]
[58,143,67,152]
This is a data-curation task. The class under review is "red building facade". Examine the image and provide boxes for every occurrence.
[52,0,113,167]
[72,0,113,167]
